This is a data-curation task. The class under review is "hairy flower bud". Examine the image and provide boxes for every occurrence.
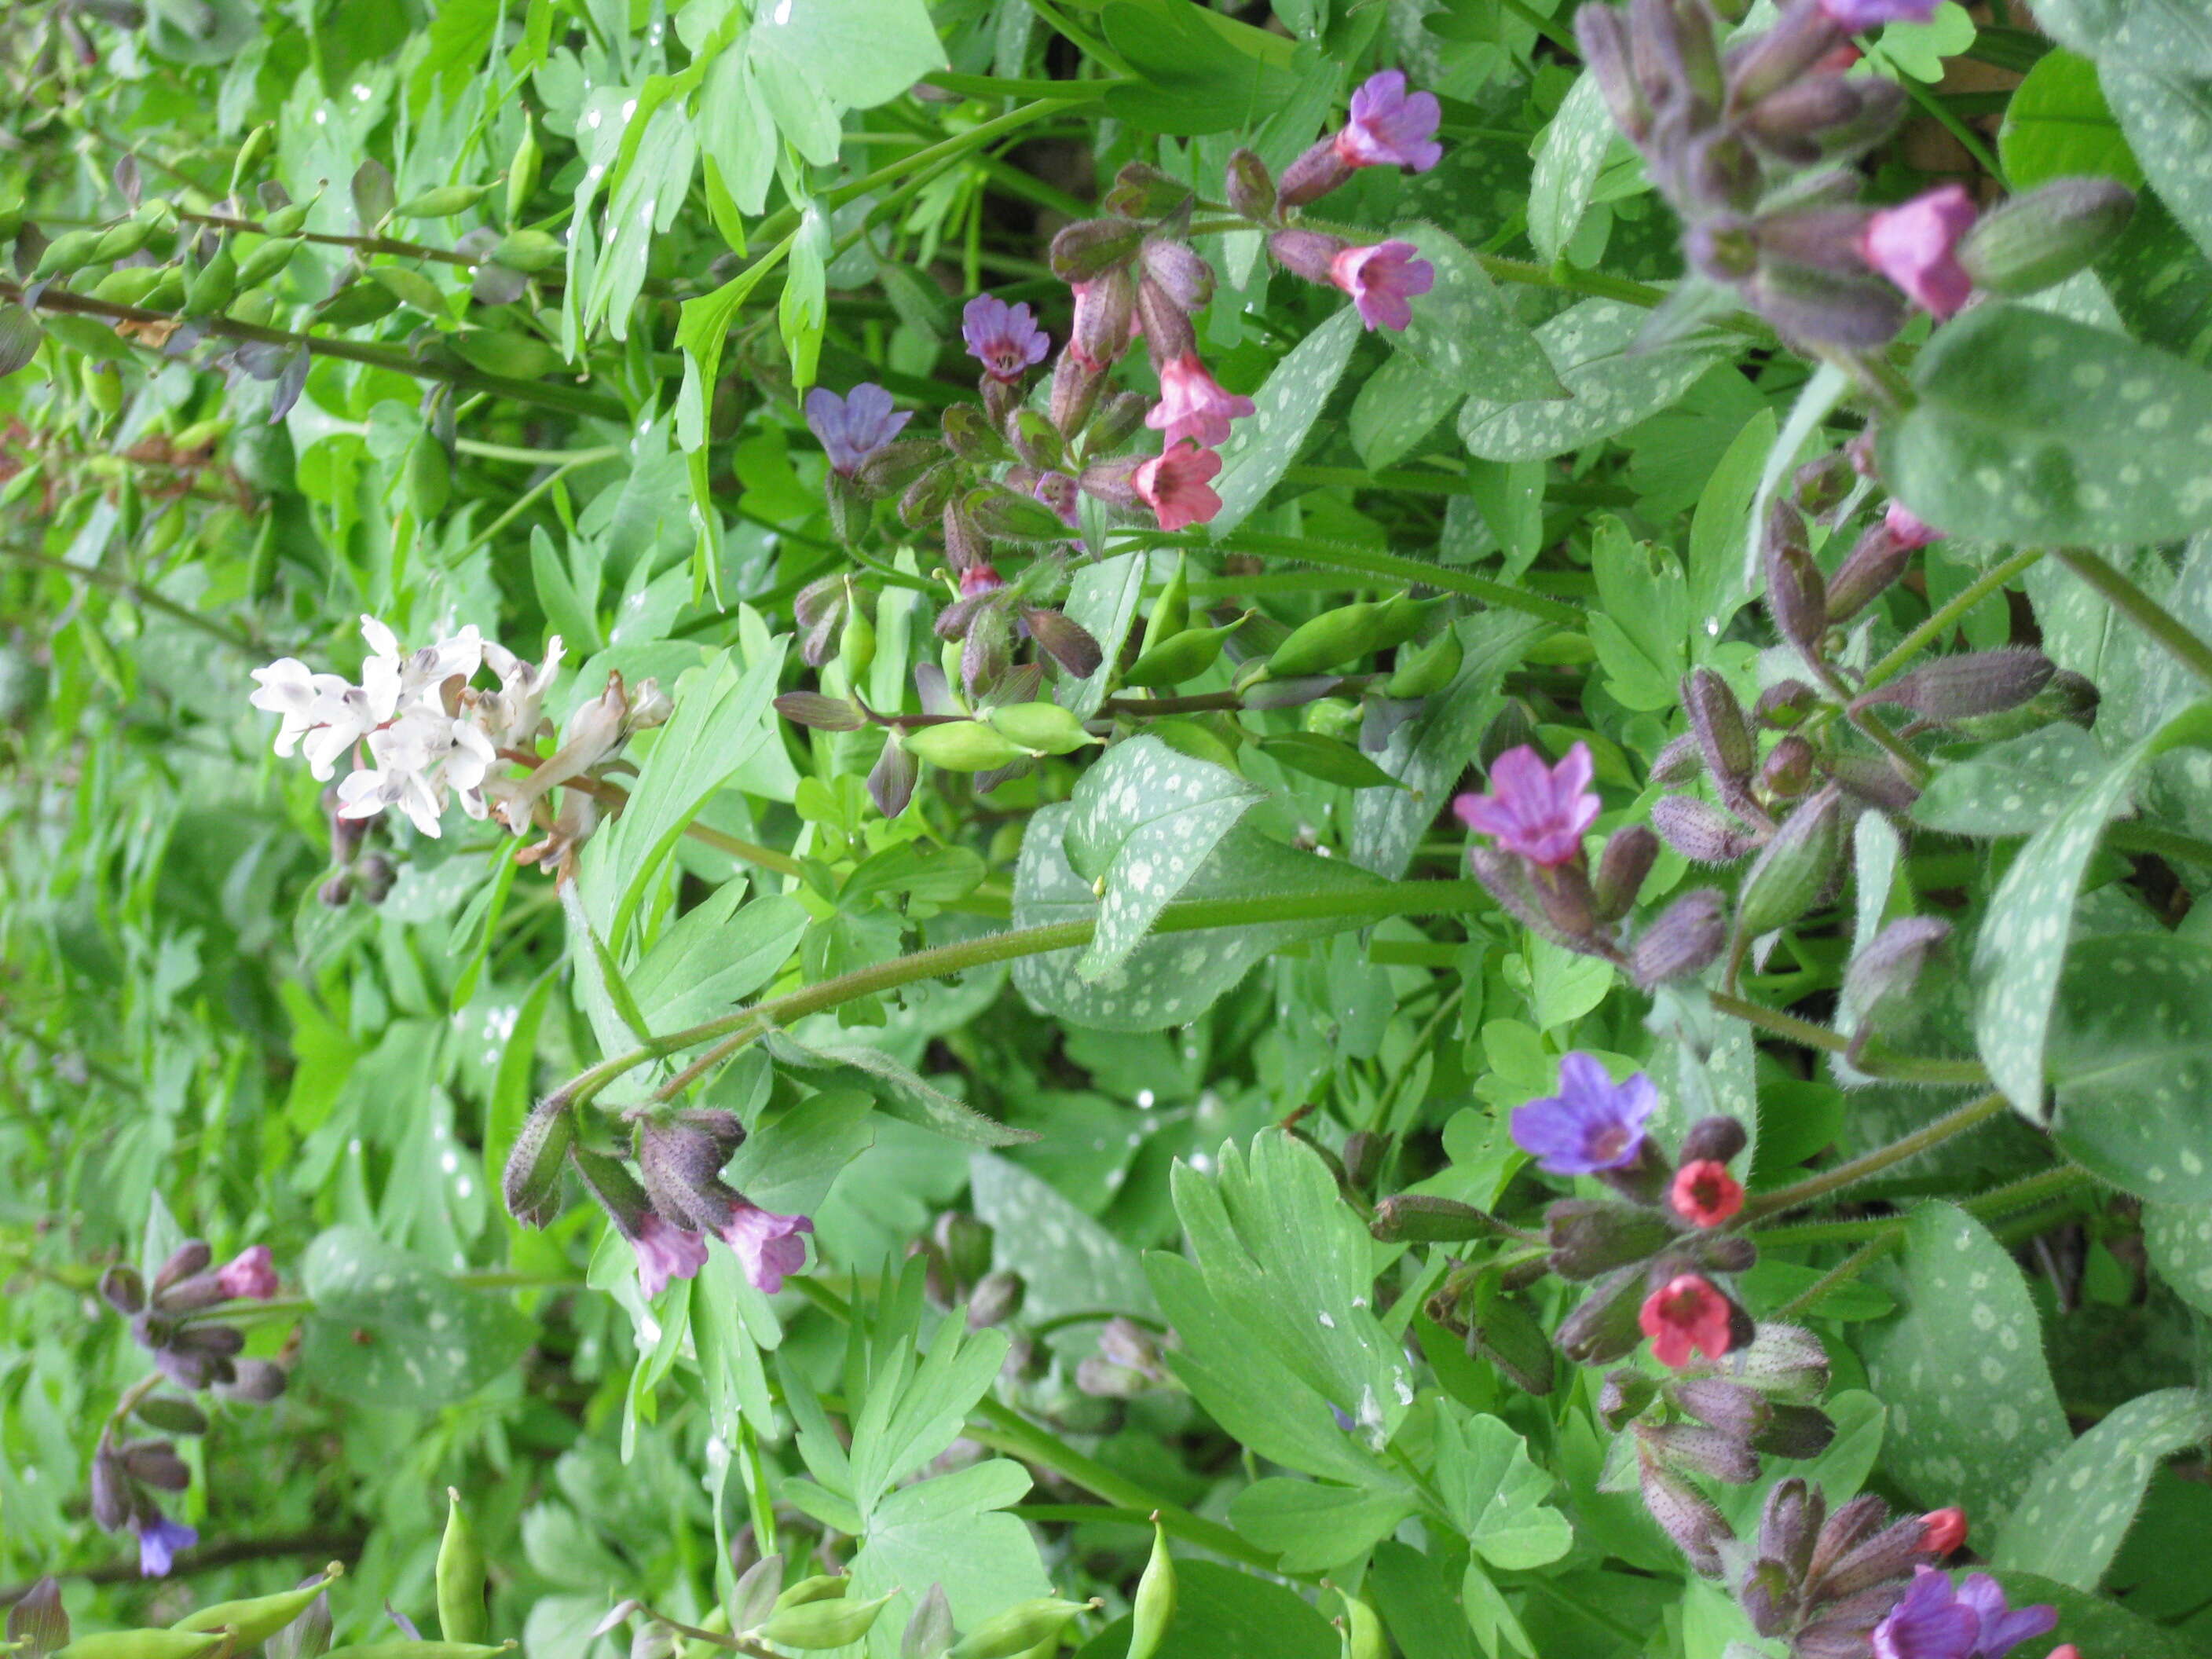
[1600,1368,1661,1430]
[1579,0,1654,143]
[1728,1321,1830,1402]
[1639,1447,1736,1577]
[1268,228,1350,286]
[1545,1199,1679,1280]
[1651,797,1759,865]
[1372,1194,1511,1243]
[1631,886,1730,984]
[1680,1115,1749,1166]
[1826,753,1921,813]
[1050,352,1107,438]
[1754,679,1822,728]
[1733,786,1843,940]
[1226,148,1275,221]
[1843,915,1950,1029]
[1141,239,1214,314]
[1959,177,2136,298]
[1594,826,1660,921]
[1763,501,1829,661]
[1761,734,1815,799]
[503,1095,577,1229]
[1739,1557,1800,1638]
[101,1265,147,1315]
[1555,1264,1653,1366]
[152,1240,213,1299]
[1049,218,1144,284]
[1725,0,1846,107]
[1815,1515,1935,1600]
[1684,668,1756,796]
[1826,522,1914,624]
[1760,1477,1825,1583]
[1858,649,2056,724]
[1752,1401,1838,1460]
[1639,1421,1761,1485]
[1135,276,1199,366]
[1467,1291,1559,1397]
[1650,733,1705,786]
[90,1445,131,1531]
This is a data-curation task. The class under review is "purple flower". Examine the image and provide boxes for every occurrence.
[804,383,912,477]
[1329,240,1436,331]
[1511,1053,1657,1175]
[1145,351,1256,449]
[1455,741,1602,866]
[962,294,1051,383]
[1859,185,1976,320]
[1335,70,1444,171]
[1873,1570,1983,1659]
[133,1512,198,1578]
[631,1213,709,1299]
[1957,1574,2059,1659]
[214,1244,279,1301]
[1820,0,1939,27]
[717,1202,813,1294]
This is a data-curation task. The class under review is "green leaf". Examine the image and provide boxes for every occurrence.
[1859,1203,2070,1527]
[625,889,808,1031]
[298,1225,535,1411]
[2029,0,2212,75]
[1529,72,1614,266]
[1912,724,2111,838]
[1881,304,2212,547]
[1972,701,2212,1117]
[1367,1542,1478,1659]
[1458,300,1731,463]
[1098,1,1296,135]
[2104,68,2212,264]
[969,1150,1159,1331]
[1207,306,1363,536]
[1071,1561,1337,1659]
[1350,353,1463,471]
[1229,1478,1419,1573]
[1686,408,1778,644]
[1392,224,1564,404]
[748,0,946,112]
[1586,516,1688,712]
[2045,932,2212,1201]
[1436,1410,1573,1570]
[1991,1387,2212,1589]
[2147,1200,2212,1319]
[1258,731,1407,791]
[1056,550,1147,720]
[1866,2,1977,82]
[1999,49,2144,189]
[763,1032,1037,1148]
[1985,1571,2212,1659]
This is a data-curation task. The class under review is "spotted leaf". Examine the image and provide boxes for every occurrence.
[2045,932,2212,1201]
[1208,306,1362,536]
[1990,1387,2212,1590]
[1458,300,1731,463]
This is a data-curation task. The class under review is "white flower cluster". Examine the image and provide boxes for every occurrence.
[249,617,563,838]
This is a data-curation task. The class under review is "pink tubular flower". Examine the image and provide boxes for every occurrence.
[214,1245,279,1302]
[1134,441,1224,533]
[1884,501,1943,549]
[1921,1508,1969,1558]
[1639,1273,1736,1368]
[1330,240,1436,331]
[1669,1160,1745,1228]
[1145,352,1255,449]
[1454,741,1602,867]
[632,1214,709,1299]
[718,1203,814,1295]
[1859,185,1977,320]
[961,294,1050,382]
[1820,0,1939,27]
[1336,70,1444,171]
[959,563,1006,600]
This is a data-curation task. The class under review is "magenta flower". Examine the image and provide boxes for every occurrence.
[1859,185,1977,320]
[959,563,1005,600]
[1145,351,1256,449]
[1133,442,1224,533]
[1510,1052,1657,1175]
[1329,240,1436,331]
[1455,740,1602,866]
[631,1213,709,1299]
[961,294,1050,383]
[1335,70,1444,171]
[1884,500,1943,549]
[718,1203,814,1294]
[1820,0,1939,27]
[804,383,912,476]
[214,1244,279,1302]
[1639,1273,1736,1368]
[133,1512,197,1578]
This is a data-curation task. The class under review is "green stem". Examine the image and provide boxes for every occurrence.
[3,545,269,655]
[1121,529,1577,622]
[178,210,482,271]
[1752,1164,2095,1247]
[1773,1236,1895,1320]
[1745,1090,2010,1220]
[1898,79,2008,186]
[2057,547,2212,693]
[1859,547,2047,694]
[1705,990,1984,1083]
[1476,255,1666,309]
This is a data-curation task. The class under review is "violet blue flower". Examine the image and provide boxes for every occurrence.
[1859,185,1977,320]
[1329,240,1436,331]
[1820,0,1939,27]
[1133,441,1224,533]
[631,1213,709,1299]
[1510,1052,1657,1175]
[214,1244,279,1301]
[804,383,912,477]
[1455,741,1602,866]
[718,1203,814,1295]
[1874,1571,1992,1659]
[1145,351,1256,449]
[962,294,1051,383]
[1335,70,1445,171]
[134,1512,198,1577]
[1957,1573,2059,1659]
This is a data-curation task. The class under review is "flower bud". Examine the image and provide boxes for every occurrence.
[1763,500,1828,660]
[1544,1199,1678,1280]
[1593,826,1660,921]
[1651,797,1760,865]
[1049,218,1144,283]
[1268,228,1350,286]
[1630,0,1724,112]
[1639,1446,1735,1577]
[1639,1421,1761,1485]
[1761,734,1815,799]
[1672,1376,1767,1436]
[120,1438,191,1491]
[854,438,936,498]
[1750,258,1910,350]
[1650,733,1705,786]
[1752,1401,1837,1460]
[1555,1264,1652,1366]
[1753,679,1822,728]
[966,1269,1025,1330]
[1825,753,1921,813]
[1599,1368,1659,1430]
[1679,1115,1749,1166]
[1959,177,2135,298]
[1535,861,1603,943]
[934,1210,994,1288]
[503,1095,577,1229]
[967,483,1072,543]
[1760,1477,1825,1584]
[1050,352,1107,438]
[1275,138,1354,211]
[1225,148,1275,221]
[1842,916,1950,1027]
[1826,522,1914,624]
[1088,389,1151,452]
[152,1240,213,1298]
[899,460,959,529]
[1729,1321,1829,1401]
[1919,1507,1968,1558]
[1371,1194,1511,1243]
[1694,1231,1758,1275]
[1579,0,1654,143]
[101,1265,147,1315]
[1858,648,2056,724]
[90,1445,130,1531]
[1141,239,1214,314]
[1684,668,1756,793]
[1732,785,1843,940]
[1022,607,1105,679]
[1104,160,1195,218]
[1725,0,1846,107]
[1815,1515,1933,1600]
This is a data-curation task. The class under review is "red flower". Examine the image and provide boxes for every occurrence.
[1669,1159,1745,1228]
[1639,1273,1735,1368]
[1920,1507,1968,1558]
[1134,441,1224,533]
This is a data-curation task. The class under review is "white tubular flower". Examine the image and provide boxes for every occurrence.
[360,615,485,722]
[474,635,565,752]
[247,659,353,760]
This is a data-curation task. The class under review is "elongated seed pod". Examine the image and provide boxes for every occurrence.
[1125,1518,1175,1659]
[435,1490,487,1645]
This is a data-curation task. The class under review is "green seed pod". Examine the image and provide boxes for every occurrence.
[1384,628,1463,698]
[753,1591,896,1650]
[171,416,230,452]
[231,124,274,190]
[405,433,452,520]
[81,361,124,418]
[767,1576,850,1614]
[90,266,165,306]
[491,229,562,273]
[175,1564,345,1646]
[944,1599,1093,1659]
[985,701,1096,756]
[1959,177,2135,298]
[183,244,238,317]
[1121,617,1243,690]
[1368,592,1441,653]
[1143,554,1191,655]
[838,596,877,683]
[1342,1595,1387,1659]
[262,200,313,236]
[92,218,159,263]
[142,269,187,311]
[227,289,277,328]
[1732,785,1843,941]
[506,123,543,224]
[57,1634,227,1659]
[317,1643,514,1659]
[235,236,302,289]
[903,720,1025,772]
[435,1489,487,1645]
[1125,1520,1175,1659]
[396,184,494,220]
[32,229,105,280]
[1266,601,1389,679]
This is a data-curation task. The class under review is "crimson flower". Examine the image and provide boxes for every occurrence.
[1134,441,1224,533]
[1639,1273,1735,1367]
[1920,1508,1968,1558]
[1329,240,1436,331]
[1859,186,1976,320]
[1145,352,1255,449]
[1455,741,1602,867]
[1669,1160,1745,1228]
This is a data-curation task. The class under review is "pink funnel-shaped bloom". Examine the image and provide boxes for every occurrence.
[1670,1160,1745,1228]
[1145,352,1255,449]
[632,1214,709,1298]
[1455,741,1602,866]
[1329,240,1436,331]
[1859,185,1976,320]
[961,294,1050,382]
[214,1245,280,1301]
[718,1203,814,1294]
[1639,1273,1735,1368]
[1134,442,1224,533]
[1884,500,1943,549]
[1335,70,1444,171]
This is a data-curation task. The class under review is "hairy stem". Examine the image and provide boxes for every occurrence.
[2056,547,2212,693]
[1859,546,2048,694]
[1744,1090,2010,1220]
[4,545,270,655]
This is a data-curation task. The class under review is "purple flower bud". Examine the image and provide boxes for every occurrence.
[1556,1264,1654,1367]
[1859,185,1977,320]
[1826,521,1914,624]
[966,1269,1025,1329]
[214,1246,279,1302]
[1750,258,1911,348]
[1275,139,1354,212]
[1593,826,1660,920]
[1755,679,1822,728]
[1826,753,1922,813]
[1628,0,1726,114]
[1225,147,1274,221]
[775,692,866,732]
[151,1240,212,1298]
[1858,649,2056,724]
[961,294,1050,383]
[1684,668,1756,790]
[804,384,912,478]
[212,1358,287,1403]
[1329,240,1436,331]
[1681,1115,1749,1166]
[1141,238,1215,314]
[1818,1518,1939,1601]
[1762,734,1815,799]
[1741,1557,1800,1637]
[1456,741,1602,867]
[1335,70,1445,171]
[1579,1,1653,143]
[119,1439,190,1492]
[90,1444,131,1531]
[1049,352,1108,438]
[1048,218,1144,284]
[1727,0,1848,107]
[1960,177,2136,298]
[1639,1446,1736,1576]
[868,737,917,819]
[1023,607,1105,679]
[1844,916,1951,1024]
[1268,227,1351,286]
[1639,1421,1762,1485]
[101,1266,146,1315]
[1760,1478,1825,1583]
[1632,888,1730,988]
[1650,732,1705,786]
[1651,797,1760,864]
[1763,500,1829,660]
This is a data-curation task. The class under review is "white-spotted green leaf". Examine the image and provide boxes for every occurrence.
[2144,1200,2212,1314]
[1229,1478,1419,1573]
[2031,0,2212,75]
[1392,224,1563,403]
[1056,547,1147,720]
[760,1031,1036,1148]
[1208,306,1363,536]
[1987,1572,2212,1659]
[2103,69,2212,265]
[1458,300,1732,462]
[1529,72,1614,265]
[1350,352,1462,471]
[1972,701,2212,1117]
[1990,1387,2212,1589]
[2045,932,2212,1200]
[969,1150,1158,1333]
[1649,986,1760,1174]
[1881,304,2212,546]
[300,1225,535,1411]
[1859,1203,2069,1526]
[1914,724,2111,838]
[1064,736,1262,981]
[1435,1410,1573,1570]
